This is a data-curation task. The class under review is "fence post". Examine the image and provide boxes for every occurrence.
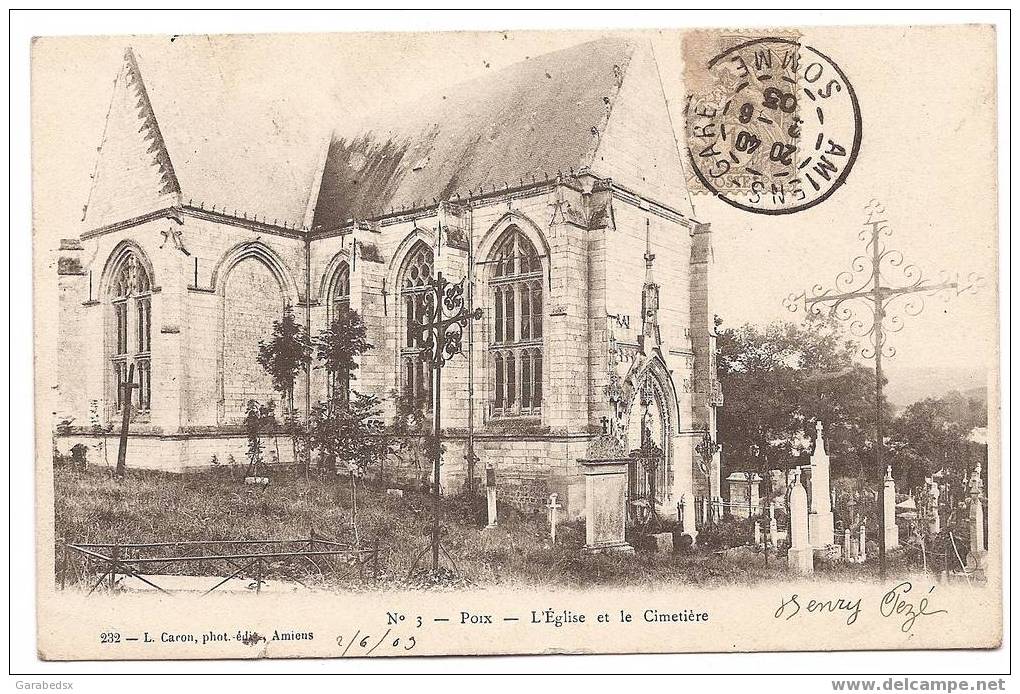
[109,544,120,592]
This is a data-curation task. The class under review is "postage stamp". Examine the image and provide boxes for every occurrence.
[685,33,862,215]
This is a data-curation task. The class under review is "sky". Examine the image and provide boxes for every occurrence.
[31,27,998,384]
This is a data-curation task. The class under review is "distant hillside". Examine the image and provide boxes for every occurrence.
[882,365,990,409]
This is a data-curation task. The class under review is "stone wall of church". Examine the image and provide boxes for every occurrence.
[179,215,305,429]
[55,181,712,512]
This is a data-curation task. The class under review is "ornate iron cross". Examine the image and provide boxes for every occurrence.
[784,198,982,578]
[416,270,482,573]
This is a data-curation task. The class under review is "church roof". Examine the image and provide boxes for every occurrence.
[312,36,694,230]
[83,35,693,234]
[83,38,331,231]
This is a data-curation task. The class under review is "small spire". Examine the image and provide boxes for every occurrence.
[644,218,655,270]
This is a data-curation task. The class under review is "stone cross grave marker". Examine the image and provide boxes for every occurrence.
[967,463,987,579]
[808,421,835,548]
[883,465,900,550]
[546,493,562,544]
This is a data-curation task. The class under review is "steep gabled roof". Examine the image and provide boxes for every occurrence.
[84,42,330,231]
[83,36,694,234]
[312,37,693,231]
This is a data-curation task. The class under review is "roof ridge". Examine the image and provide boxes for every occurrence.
[581,39,638,171]
[122,48,181,199]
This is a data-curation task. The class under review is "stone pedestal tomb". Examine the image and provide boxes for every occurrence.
[726,472,762,519]
[581,459,633,554]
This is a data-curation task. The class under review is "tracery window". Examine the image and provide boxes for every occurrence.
[328,262,351,398]
[329,262,351,323]
[110,251,152,414]
[399,242,434,410]
[489,228,543,417]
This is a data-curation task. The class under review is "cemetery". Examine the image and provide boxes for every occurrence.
[53,406,989,591]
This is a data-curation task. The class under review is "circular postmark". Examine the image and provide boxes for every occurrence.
[685,37,862,215]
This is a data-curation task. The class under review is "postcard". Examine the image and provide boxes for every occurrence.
[32,25,1000,660]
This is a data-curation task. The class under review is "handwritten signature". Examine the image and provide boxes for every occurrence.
[774,581,947,634]
[880,581,947,634]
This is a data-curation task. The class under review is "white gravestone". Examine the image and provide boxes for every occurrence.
[883,465,900,550]
[546,493,562,544]
[485,465,498,529]
[843,528,852,561]
[858,524,867,563]
[966,463,987,578]
[581,460,634,553]
[787,468,814,574]
[753,520,761,546]
[808,421,835,548]
[768,503,779,547]
[711,443,723,522]
[926,476,941,535]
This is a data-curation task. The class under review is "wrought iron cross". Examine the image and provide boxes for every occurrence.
[784,199,982,578]
[417,270,482,573]
[115,362,139,479]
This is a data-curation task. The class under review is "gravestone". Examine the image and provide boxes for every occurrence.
[768,503,779,547]
[650,532,673,554]
[580,459,633,553]
[926,476,941,535]
[711,443,723,522]
[485,465,498,529]
[753,520,761,546]
[858,524,867,563]
[883,466,900,550]
[546,493,562,544]
[843,528,852,561]
[808,421,835,548]
[726,472,762,519]
[787,468,813,574]
[966,463,987,579]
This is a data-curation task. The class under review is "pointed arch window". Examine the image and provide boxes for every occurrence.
[327,262,352,398]
[329,262,351,323]
[489,227,543,417]
[109,251,152,414]
[399,242,434,410]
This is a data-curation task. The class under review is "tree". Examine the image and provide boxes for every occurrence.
[716,313,886,481]
[309,392,391,545]
[243,399,277,482]
[888,395,985,504]
[308,307,388,545]
[257,305,312,412]
[257,305,312,475]
[314,306,371,399]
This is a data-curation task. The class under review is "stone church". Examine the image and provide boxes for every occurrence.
[55,36,722,527]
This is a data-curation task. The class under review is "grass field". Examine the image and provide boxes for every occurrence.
[52,462,889,590]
